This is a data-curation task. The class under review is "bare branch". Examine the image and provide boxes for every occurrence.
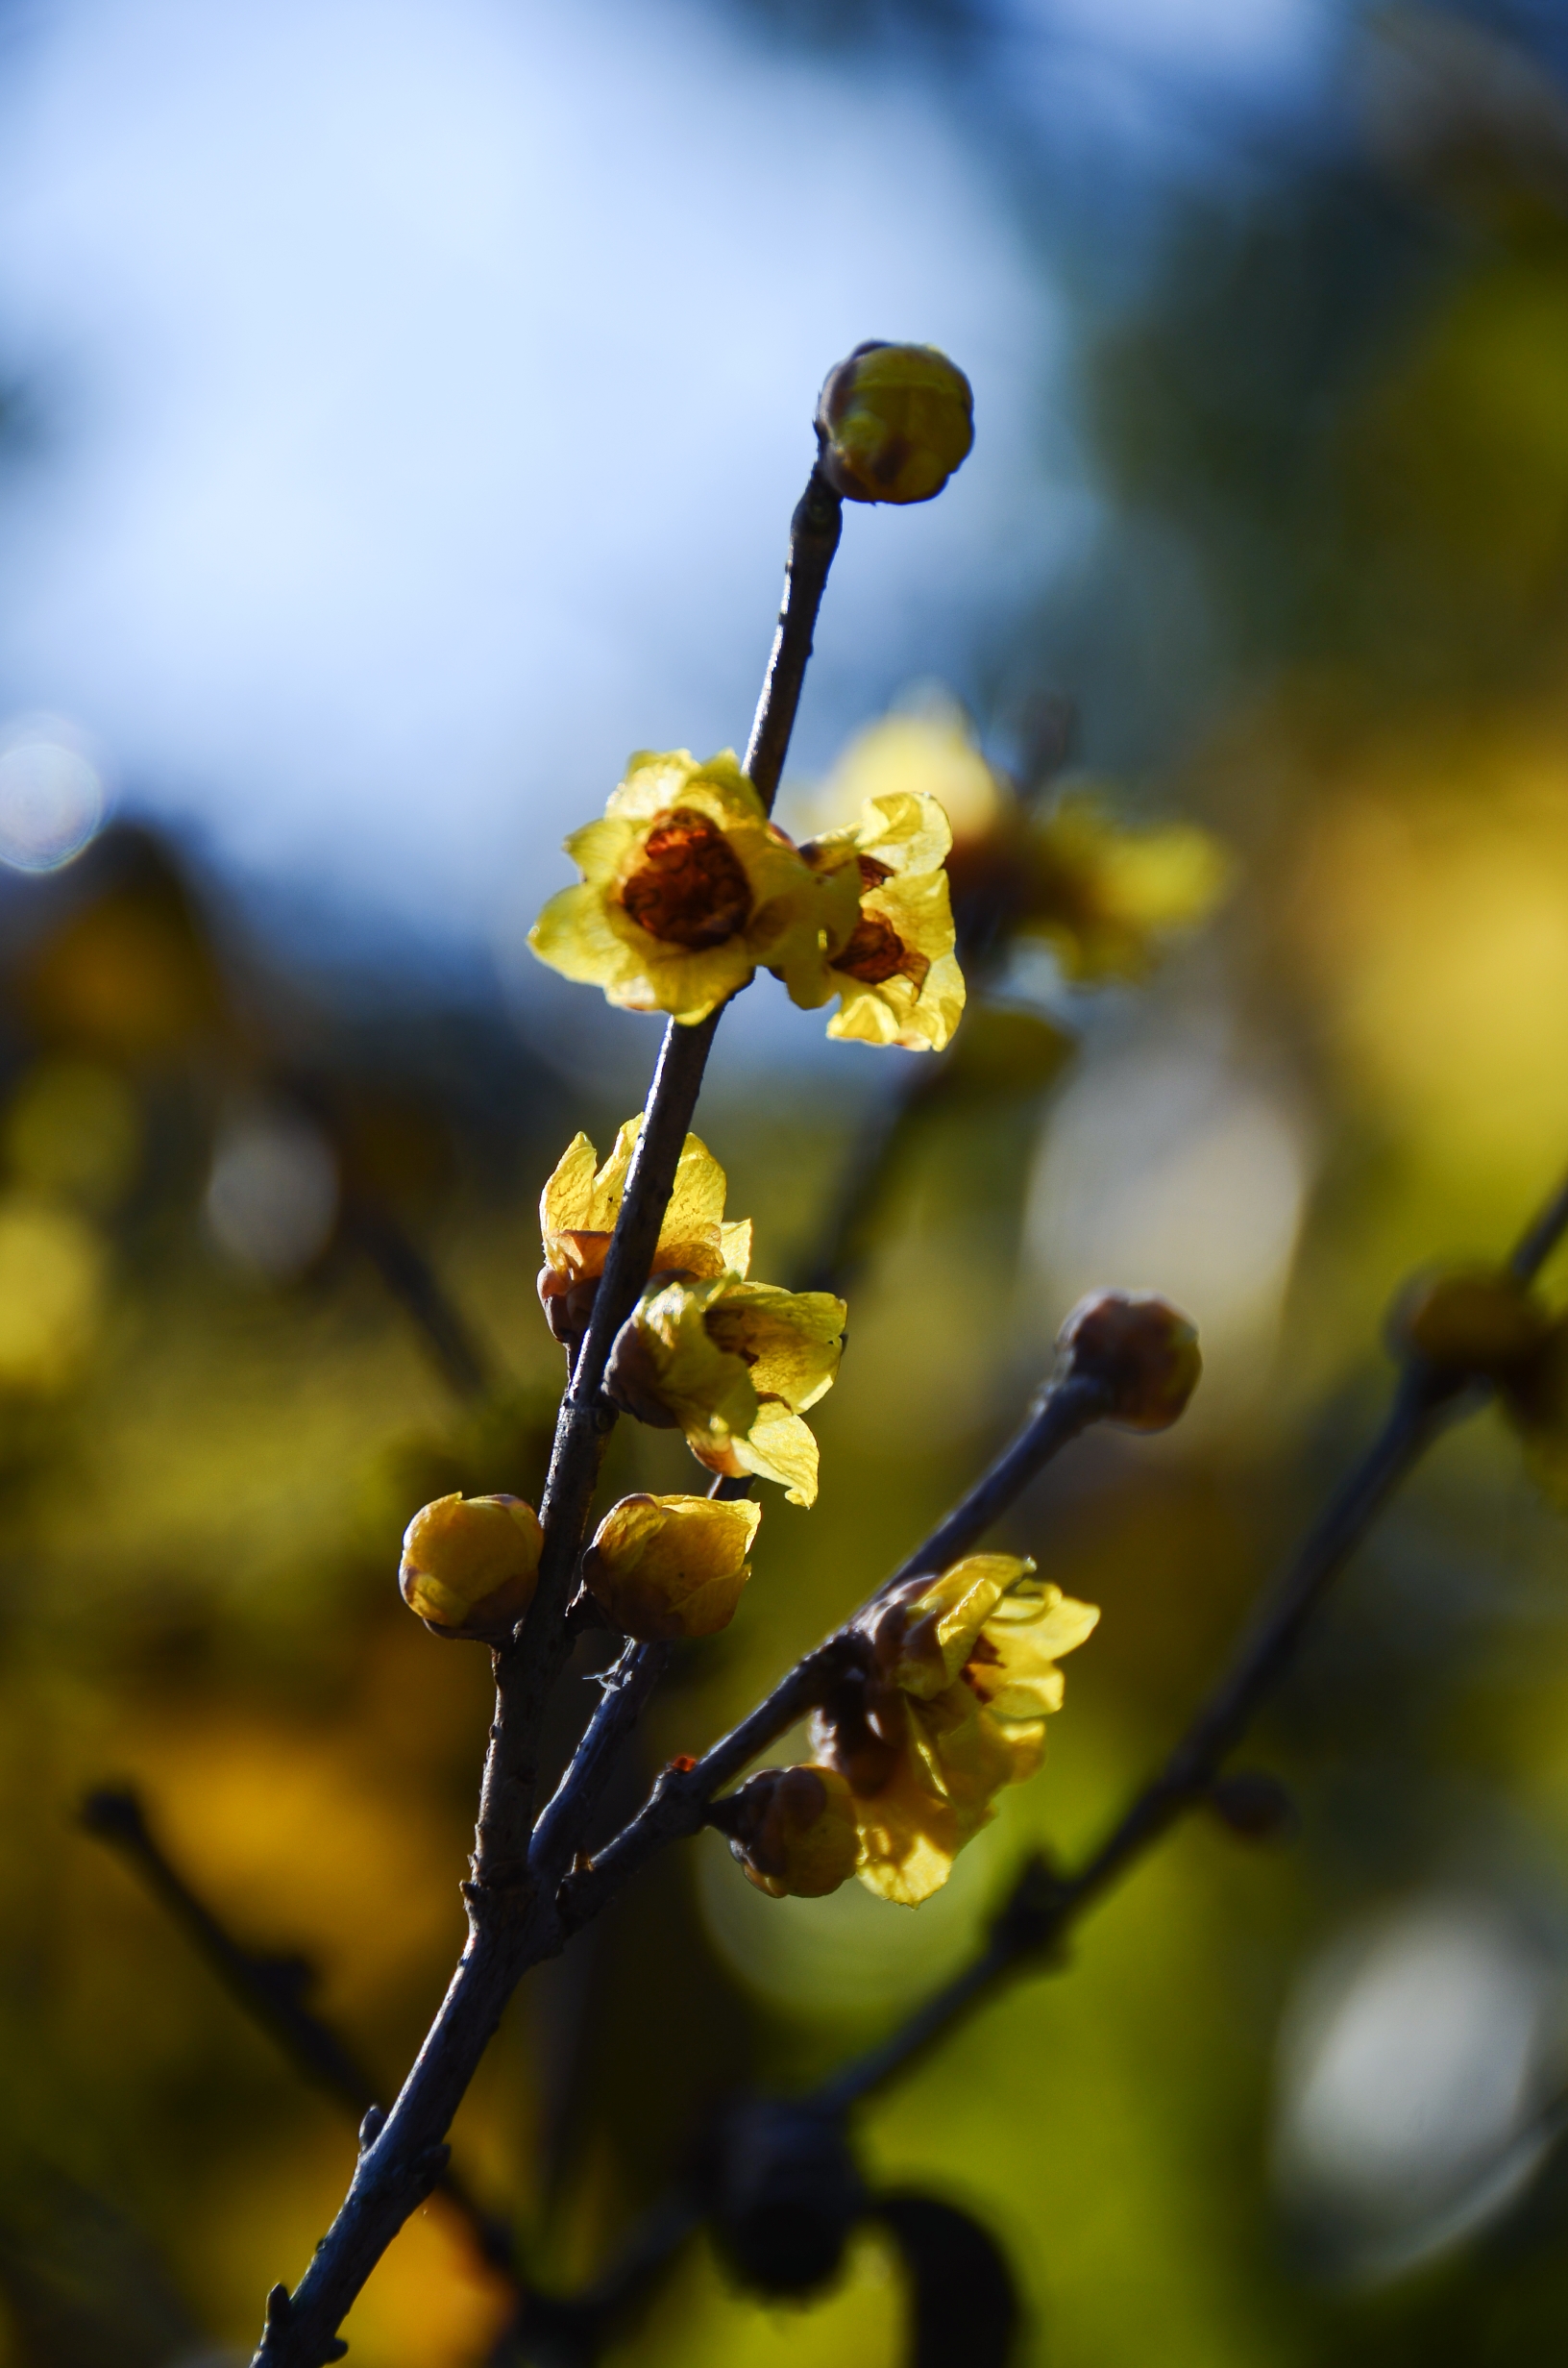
[248,462,844,2368]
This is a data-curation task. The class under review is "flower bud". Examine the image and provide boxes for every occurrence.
[581,1492,761,1640]
[399,1492,543,1639]
[1208,1768,1297,1844]
[717,1764,860,1898]
[815,342,973,506]
[1056,1289,1201,1431]
[1391,1266,1550,1378]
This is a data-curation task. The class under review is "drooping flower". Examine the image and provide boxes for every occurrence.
[399,1492,543,1640]
[717,1764,861,1898]
[800,791,967,1052]
[810,1555,1098,1905]
[604,1272,846,1505]
[1017,790,1232,984]
[536,1117,752,1349]
[528,750,832,1024]
[815,342,974,506]
[582,1492,762,1640]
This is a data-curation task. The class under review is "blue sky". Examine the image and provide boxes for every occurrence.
[0,0,1341,961]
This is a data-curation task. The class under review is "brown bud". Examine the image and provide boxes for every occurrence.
[808,1675,902,1796]
[1208,1769,1297,1843]
[602,1316,682,1428]
[1055,1289,1201,1431]
[1391,1266,1550,1379]
[716,1764,859,1899]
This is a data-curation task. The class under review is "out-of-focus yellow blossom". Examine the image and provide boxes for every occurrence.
[604,1272,845,1505]
[1020,789,1233,983]
[801,791,967,1051]
[816,342,974,506]
[582,1492,762,1640]
[536,1117,751,1348]
[718,1764,861,1898]
[811,1555,1098,1905]
[3,1060,142,1211]
[804,700,1009,852]
[0,1195,107,1393]
[399,1492,542,1640]
[528,750,828,1025]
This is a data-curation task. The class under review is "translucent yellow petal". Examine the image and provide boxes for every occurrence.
[704,1281,846,1412]
[719,1218,753,1277]
[734,1398,821,1506]
[539,1131,602,1248]
[853,789,954,876]
[894,1555,1034,1694]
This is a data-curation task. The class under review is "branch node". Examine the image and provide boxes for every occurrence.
[356,2106,384,2155]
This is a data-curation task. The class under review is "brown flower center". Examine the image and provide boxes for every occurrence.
[620,809,752,950]
[836,859,929,989]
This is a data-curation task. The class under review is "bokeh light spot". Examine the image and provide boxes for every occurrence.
[205,1107,338,1282]
[0,713,105,872]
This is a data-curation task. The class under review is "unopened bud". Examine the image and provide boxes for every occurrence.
[399,1492,542,1640]
[1208,1768,1297,1843]
[1391,1266,1550,1378]
[1056,1289,1201,1431]
[815,342,973,506]
[717,1764,860,1899]
[581,1492,761,1640]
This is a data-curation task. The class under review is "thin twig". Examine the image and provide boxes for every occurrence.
[809,1165,1568,2110]
[249,463,844,2368]
[79,1787,513,2269]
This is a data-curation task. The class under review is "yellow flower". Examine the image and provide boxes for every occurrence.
[528,750,827,1024]
[537,1116,752,1347]
[717,1764,861,1899]
[582,1492,762,1640]
[1020,789,1233,983]
[399,1492,543,1640]
[801,790,967,1051]
[816,342,974,506]
[811,1555,1098,1905]
[604,1272,845,1505]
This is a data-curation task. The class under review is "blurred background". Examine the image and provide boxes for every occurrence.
[2,0,1568,2359]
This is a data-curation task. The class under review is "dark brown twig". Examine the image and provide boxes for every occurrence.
[79,1787,513,2269]
[807,1163,1568,2112]
[249,463,844,2367]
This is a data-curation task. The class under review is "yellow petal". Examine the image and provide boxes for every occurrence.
[703,1281,846,1412]
[894,1554,1035,1695]
[733,1397,821,1507]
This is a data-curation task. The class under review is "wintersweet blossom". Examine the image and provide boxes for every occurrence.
[537,1118,751,1348]
[604,1272,845,1505]
[811,1554,1098,1905]
[801,790,966,1051]
[528,750,832,1024]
